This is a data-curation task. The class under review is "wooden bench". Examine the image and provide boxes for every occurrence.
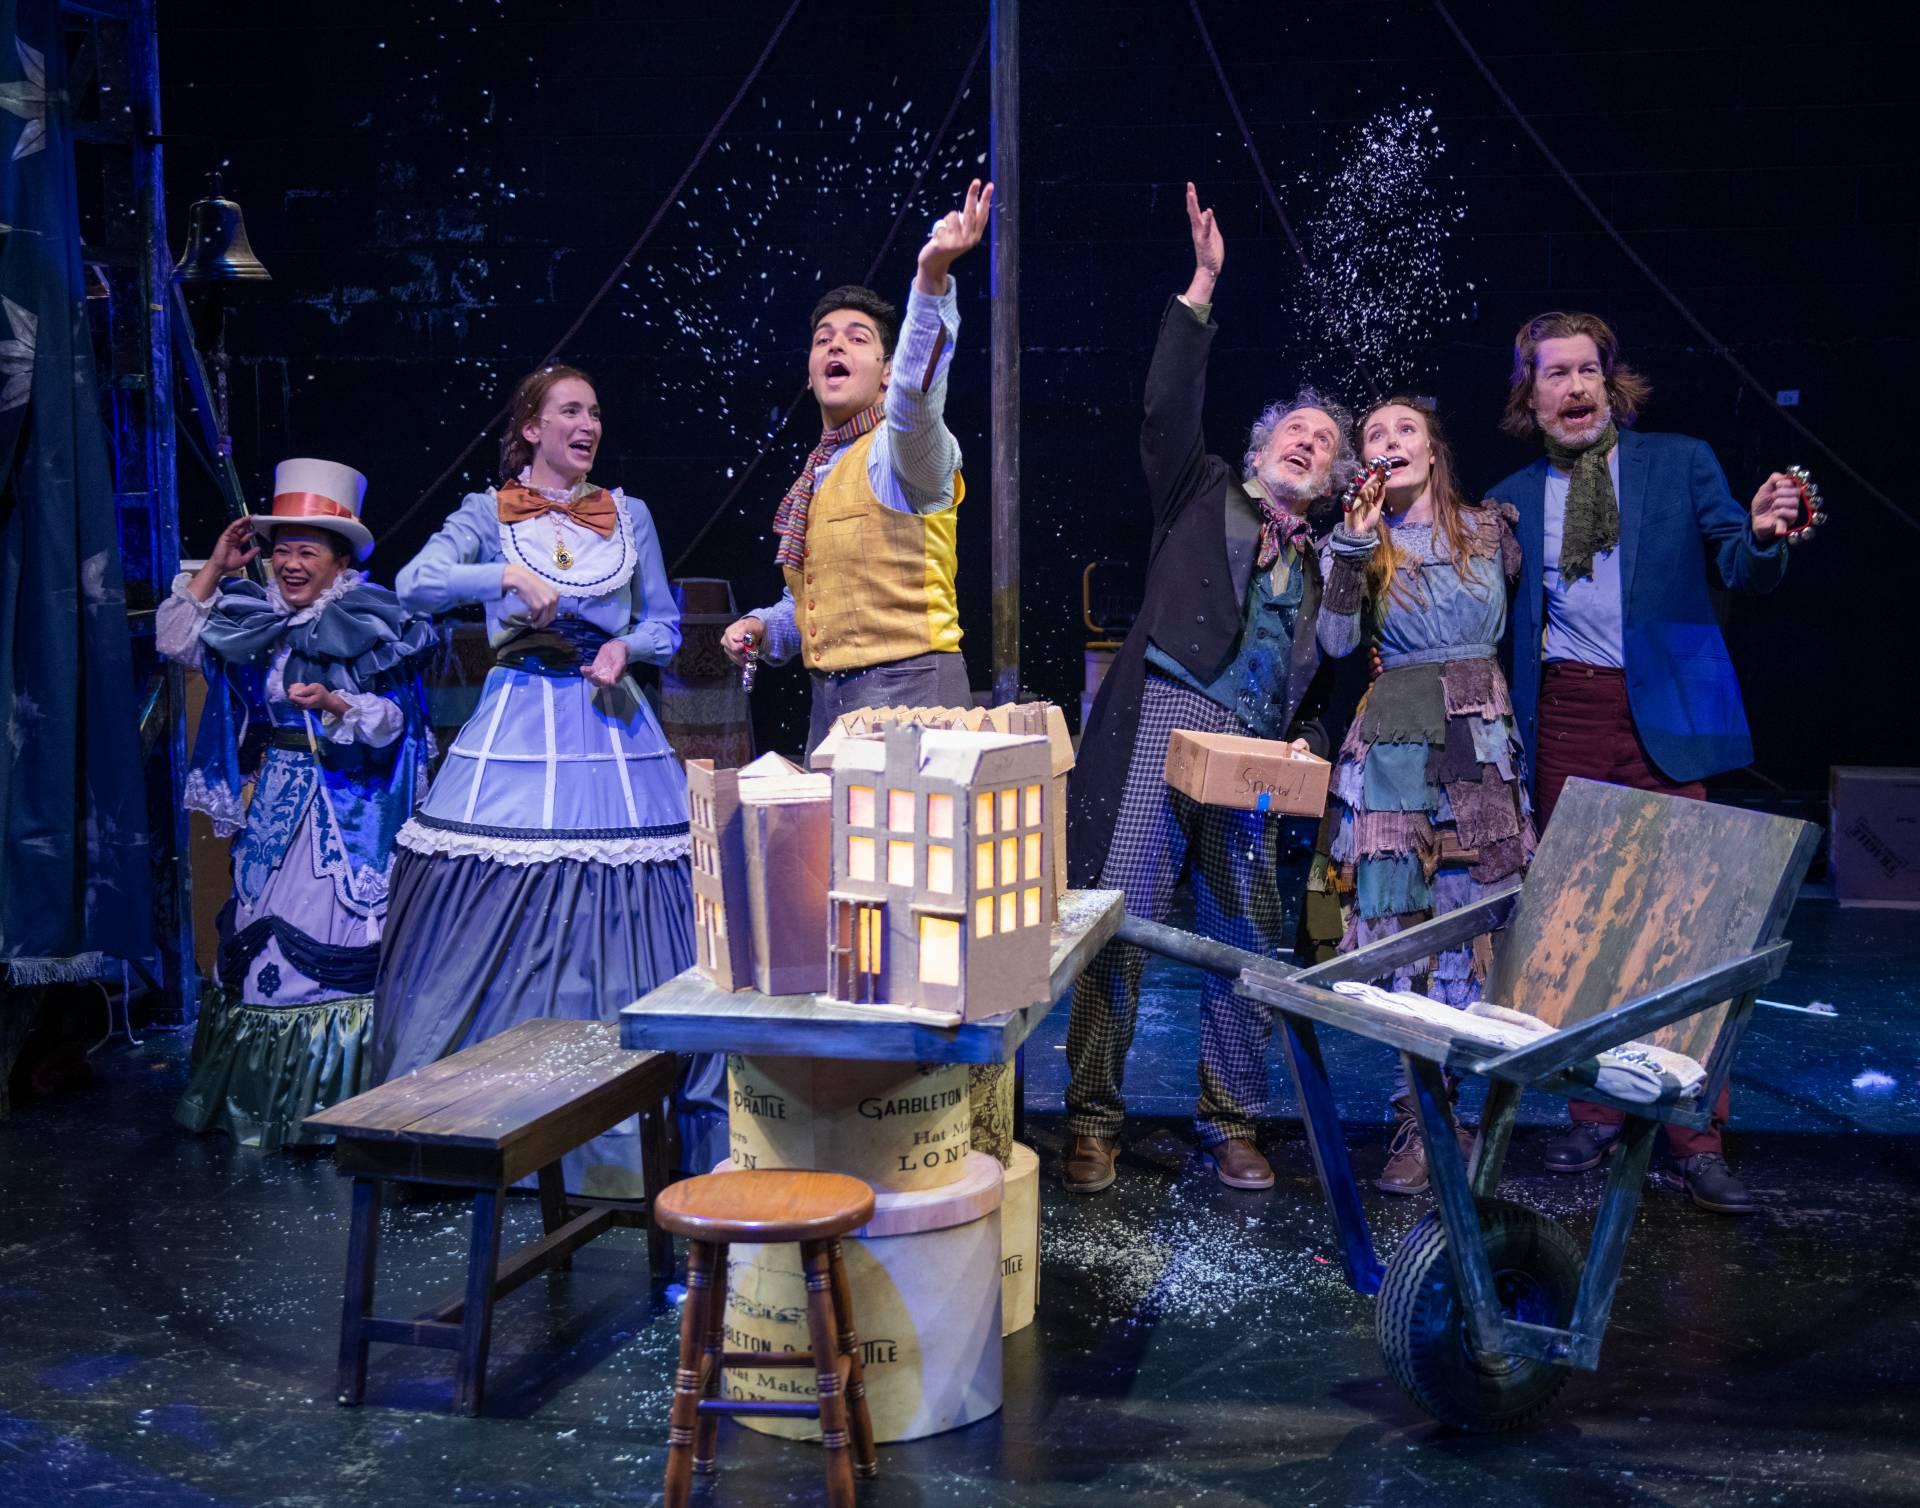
[303,1017,680,1415]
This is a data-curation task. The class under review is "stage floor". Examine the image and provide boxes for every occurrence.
[3,896,1916,1506]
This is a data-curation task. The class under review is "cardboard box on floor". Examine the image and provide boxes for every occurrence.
[1830,766,1920,908]
[1163,728,1332,817]
[812,702,1075,918]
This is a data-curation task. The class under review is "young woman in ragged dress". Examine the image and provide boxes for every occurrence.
[1315,398,1534,1195]
[162,460,437,1151]
[373,367,723,1192]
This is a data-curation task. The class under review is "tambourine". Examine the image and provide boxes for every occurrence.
[1785,465,1825,546]
[1340,454,1408,512]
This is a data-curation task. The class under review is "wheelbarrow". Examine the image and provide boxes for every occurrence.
[1116,777,1817,1430]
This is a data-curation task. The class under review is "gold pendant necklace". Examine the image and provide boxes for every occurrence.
[552,522,575,571]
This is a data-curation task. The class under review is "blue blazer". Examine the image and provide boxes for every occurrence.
[1486,428,1787,786]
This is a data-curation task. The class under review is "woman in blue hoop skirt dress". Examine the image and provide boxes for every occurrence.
[373,365,724,1192]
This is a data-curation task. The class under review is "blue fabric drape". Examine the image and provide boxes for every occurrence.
[0,0,153,982]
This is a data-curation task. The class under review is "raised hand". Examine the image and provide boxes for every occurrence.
[916,179,994,295]
[1346,469,1389,536]
[1175,180,1221,291]
[184,517,261,601]
[582,638,629,689]
[209,516,260,575]
[1748,471,1805,544]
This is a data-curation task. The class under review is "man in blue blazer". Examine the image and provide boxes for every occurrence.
[1485,311,1805,1214]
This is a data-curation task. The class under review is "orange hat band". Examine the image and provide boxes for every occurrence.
[270,491,356,521]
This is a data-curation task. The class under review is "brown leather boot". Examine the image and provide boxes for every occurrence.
[1378,1113,1478,1195]
[1211,1137,1275,1190]
[1377,1115,1430,1195]
[1062,1134,1118,1194]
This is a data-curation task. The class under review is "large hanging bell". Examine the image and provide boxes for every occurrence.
[172,175,270,283]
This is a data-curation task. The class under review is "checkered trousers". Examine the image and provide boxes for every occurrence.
[1066,675,1312,1146]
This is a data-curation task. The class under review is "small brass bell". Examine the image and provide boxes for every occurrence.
[172,174,270,283]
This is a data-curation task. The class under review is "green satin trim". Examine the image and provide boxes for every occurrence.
[174,988,373,1152]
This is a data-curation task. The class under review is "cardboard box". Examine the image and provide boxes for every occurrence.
[812,702,1076,917]
[1830,766,1920,908]
[741,770,834,994]
[1163,729,1332,817]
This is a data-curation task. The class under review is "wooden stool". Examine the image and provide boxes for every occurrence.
[302,1019,678,1416]
[654,1169,879,1507]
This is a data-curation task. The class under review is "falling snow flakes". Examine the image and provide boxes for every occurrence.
[1289,100,1470,396]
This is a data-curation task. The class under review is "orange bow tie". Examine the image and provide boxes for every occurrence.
[496,480,617,539]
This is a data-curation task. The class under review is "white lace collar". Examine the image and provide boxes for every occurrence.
[516,466,601,505]
[268,568,364,625]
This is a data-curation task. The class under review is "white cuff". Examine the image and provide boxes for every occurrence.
[321,690,403,747]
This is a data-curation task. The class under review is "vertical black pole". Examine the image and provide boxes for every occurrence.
[989,0,1020,706]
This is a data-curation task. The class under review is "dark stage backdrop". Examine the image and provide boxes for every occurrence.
[156,0,1915,784]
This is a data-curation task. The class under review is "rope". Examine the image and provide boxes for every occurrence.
[668,24,990,574]
[1432,0,1912,535]
[1187,0,1308,274]
[388,0,805,540]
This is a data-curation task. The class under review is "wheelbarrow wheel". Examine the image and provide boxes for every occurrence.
[1377,1197,1583,1432]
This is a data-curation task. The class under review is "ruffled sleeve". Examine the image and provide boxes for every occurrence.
[155,571,215,666]
[1481,500,1523,584]
[321,690,404,748]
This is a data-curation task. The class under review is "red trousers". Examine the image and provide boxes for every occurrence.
[1535,663,1728,1158]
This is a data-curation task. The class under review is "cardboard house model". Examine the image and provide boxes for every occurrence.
[811,701,1074,922]
[688,753,832,996]
[825,723,1054,1021]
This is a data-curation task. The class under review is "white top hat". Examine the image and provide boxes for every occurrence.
[251,458,374,562]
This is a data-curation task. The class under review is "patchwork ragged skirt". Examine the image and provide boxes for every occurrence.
[1314,655,1535,1004]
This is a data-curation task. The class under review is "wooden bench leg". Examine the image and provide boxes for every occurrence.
[536,1162,572,1273]
[641,1097,675,1283]
[692,1241,729,1475]
[336,1176,383,1406]
[802,1239,857,1508]
[664,1239,716,1508]
[454,1186,506,1417]
[827,1237,877,1478]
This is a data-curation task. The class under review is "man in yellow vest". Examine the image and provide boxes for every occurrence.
[723,180,993,754]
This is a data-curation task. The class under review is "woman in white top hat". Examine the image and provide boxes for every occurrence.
[375,366,721,1194]
[159,459,437,1151]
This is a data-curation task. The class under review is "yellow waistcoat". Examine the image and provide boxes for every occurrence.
[782,428,965,673]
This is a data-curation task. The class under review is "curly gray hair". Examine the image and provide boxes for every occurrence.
[1242,386,1359,489]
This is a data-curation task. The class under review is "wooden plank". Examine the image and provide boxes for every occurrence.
[1564,1114,1659,1371]
[1236,968,1465,1064]
[1471,1079,1523,1197]
[427,1207,619,1323]
[1115,914,1292,981]
[396,1022,632,1138]
[1405,1056,1507,1361]
[385,1029,671,1153]
[305,1019,575,1138]
[1286,886,1522,988]
[363,1316,463,1350]
[1488,779,1816,1062]
[332,1137,505,1187]
[1275,1012,1381,1294]
[618,889,1123,1064]
[335,1177,382,1405]
[1465,944,1790,1084]
[1044,886,1126,1000]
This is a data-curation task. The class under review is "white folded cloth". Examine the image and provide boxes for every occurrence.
[1328,981,1706,1104]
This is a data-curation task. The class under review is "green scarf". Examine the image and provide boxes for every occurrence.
[1543,420,1619,584]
